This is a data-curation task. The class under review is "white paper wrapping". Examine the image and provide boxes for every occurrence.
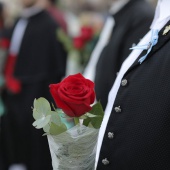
[47,125,99,170]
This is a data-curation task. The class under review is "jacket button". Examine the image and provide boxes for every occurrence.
[121,79,128,86]
[102,158,110,165]
[114,106,122,113]
[108,132,114,139]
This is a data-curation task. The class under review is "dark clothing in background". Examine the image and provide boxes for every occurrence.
[95,0,154,110]
[0,10,67,170]
[47,6,67,33]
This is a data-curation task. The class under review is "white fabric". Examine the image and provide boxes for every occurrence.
[9,164,27,170]
[21,6,42,19]
[95,0,170,169]
[9,6,43,56]
[151,0,170,29]
[83,16,115,81]
[83,0,129,81]
[9,19,28,55]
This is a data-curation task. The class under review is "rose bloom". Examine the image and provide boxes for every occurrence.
[73,36,85,50]
[0,38,10,49]
[49,73,95,117]
[80,26,93,42]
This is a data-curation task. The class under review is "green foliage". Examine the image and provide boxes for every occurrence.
[57,29,74,52]
[33,98,51,119]
[32,98,67,135]
[89,102,104,129]
[33,115,51,129]
[74,117,80,125]
[83,102,104,129]
[56,28,99,68]
[49,123,67,135]
[32,98,104,135]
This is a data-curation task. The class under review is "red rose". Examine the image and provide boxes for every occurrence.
[0,38,10,49]
[73,36,85,49]
[80,26,93,42]
[49,73,95,117]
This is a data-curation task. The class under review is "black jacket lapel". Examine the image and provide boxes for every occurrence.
[124,19,170,76]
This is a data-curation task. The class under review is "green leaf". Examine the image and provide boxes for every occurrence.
[33,98,51,120]
[51,102,57,111]
[90,116,103,129]
[79,114,88,119]
[32,115,51,129]
[51,111,61,125]
[49,122,67,135]
[86,112,98,118]
[89,102,104,116]
[74,117,79,125]
[83,117,91,126]
[42,133,49,136]
[88,122,94,128]
[56,29,74,52]
[43,124,51,133]
[89,102,104,129]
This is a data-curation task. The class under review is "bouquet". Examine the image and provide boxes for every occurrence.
[57,25,99,75]
[32,73,104,170]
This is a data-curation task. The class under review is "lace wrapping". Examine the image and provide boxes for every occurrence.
[47,125,99,170]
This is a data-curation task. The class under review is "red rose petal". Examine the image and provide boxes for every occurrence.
[49,73,96,117]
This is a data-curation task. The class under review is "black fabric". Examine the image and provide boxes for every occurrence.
[14,11,67,83]
[0,10,67,170]
[97,20,170,170]
[95,0,154,110]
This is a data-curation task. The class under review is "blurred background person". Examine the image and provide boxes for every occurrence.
[83,0,155,110]
[45,0,67,33]
[0,2,4,36]
[0,2,7,169]
[0,1,6,118]
[0,0,67,169]
[37,0,67,32]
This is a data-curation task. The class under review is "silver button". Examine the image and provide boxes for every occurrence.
[102,158,110,165]
[121,79,128,86]
[108,132,114,139]
[114,106,121,113]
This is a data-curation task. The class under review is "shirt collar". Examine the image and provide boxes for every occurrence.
[109,0,130,15]
[151,0,170,29]
[21,6,43,18]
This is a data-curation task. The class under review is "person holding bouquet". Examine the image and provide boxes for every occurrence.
[96,0,170,169]
[31,0,170,169]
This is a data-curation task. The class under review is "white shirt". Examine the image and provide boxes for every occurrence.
[83,0,129,81]
[95,0,170,169]
[9,6,43,56]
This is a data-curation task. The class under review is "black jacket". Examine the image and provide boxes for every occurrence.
[14,10,66,83]
[95,0,154,110]
[0,10,67,170]
[97,17,170,170]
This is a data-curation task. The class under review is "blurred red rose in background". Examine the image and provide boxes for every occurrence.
[81,26,93,42]
[73,36,85,49]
